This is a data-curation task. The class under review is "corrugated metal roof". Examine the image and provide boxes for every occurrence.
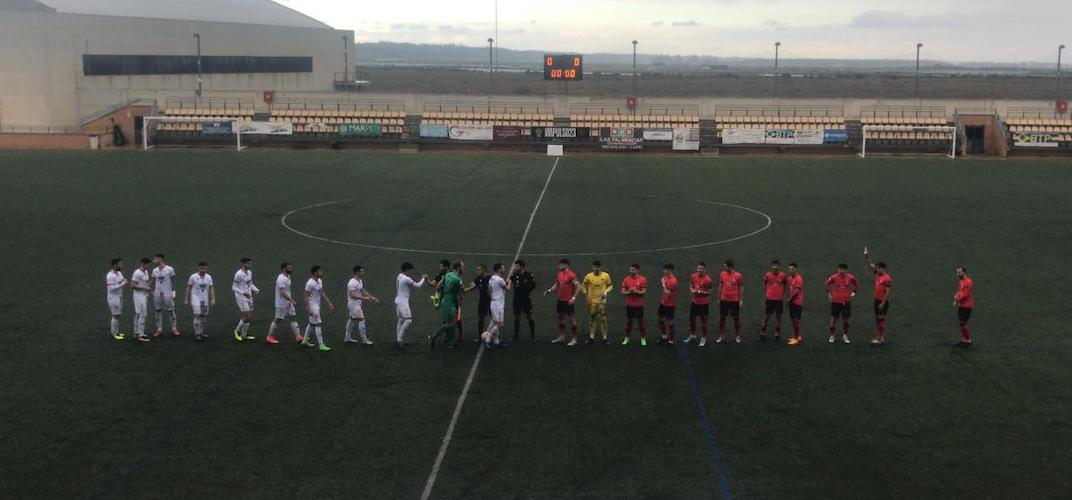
[34,0,332,29]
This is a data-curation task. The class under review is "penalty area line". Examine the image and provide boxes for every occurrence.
[419,156,561,500]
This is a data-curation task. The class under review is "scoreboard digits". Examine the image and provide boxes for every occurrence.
[544,54,583,81]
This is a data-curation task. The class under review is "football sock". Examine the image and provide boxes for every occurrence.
[792,320,801,338]
[829,325,836,336]
[960,323,971,342]
[666,319,675,338]
[528,319,535,338]
[235,319,247,332]
[842,322,850,336]
[289,321,300,338]
[455,321,464,341]
[589,316,598,337]
[314,325,324,345]
[358,320,368,341]
[689,317,696,335]
[489,324,500,343]
[625,322,633,338]
[775,321,782,335]
[135,313,145,336]
[570,323,578,338]
[733,318,741,336]
[701,317,709,337]
[557,320,565,337]
[719,317,726,337]
[303,323,313,341]
[345,318,355,341]
[111,317,119,335]
[168,311,178,330]
[155,311,163,331]
[513,318,521,338]
[638,322,646,337]
[240,321,250,335]
[599,316,608,338]
[760,318,768,334]
[658,322,667,337]
[876,318,887,339]
[397,318,412,343]
[267,321,278,338]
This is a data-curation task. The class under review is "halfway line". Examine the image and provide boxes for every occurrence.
[419,156,561,500]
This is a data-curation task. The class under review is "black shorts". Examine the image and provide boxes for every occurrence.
[689,303,710,318]
[626,306,644,320]
[556,300,575,315]
[831,302,852,319]
[765,299,784,315]
[719,301,741,318]
[478,300,491,316]
[874,299,890,317]
[958,307,973,323]
[513,298,533,316]
[789,303,803,320]
[658,305,676,319]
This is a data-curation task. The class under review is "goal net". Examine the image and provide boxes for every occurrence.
[859,125,957,159]
[142,116,246,152]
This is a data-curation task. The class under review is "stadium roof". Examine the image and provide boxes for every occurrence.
[23,0,332,29]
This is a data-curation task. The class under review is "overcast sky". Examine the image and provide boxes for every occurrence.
[281,0,1069,63]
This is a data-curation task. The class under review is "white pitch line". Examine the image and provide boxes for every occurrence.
[419,156,560,500]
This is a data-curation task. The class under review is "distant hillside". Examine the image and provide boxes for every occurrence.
[355,42,1053,73]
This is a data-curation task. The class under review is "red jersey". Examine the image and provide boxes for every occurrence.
[690,273,713,305]
[955,277,974,308]
[622,275,647,308]
[874,272,893,301]
[719,271,744,302]
[661,275,678,307]
[824,273,859,304]
[556,270,577,302]
[764,271,787,301]
[788,274,805,306]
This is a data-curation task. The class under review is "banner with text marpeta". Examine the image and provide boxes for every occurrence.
[338,123,383,137]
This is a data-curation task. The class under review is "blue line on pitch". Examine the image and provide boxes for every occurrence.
[626,165,734,500]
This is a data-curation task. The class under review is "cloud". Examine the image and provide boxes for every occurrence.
[762,19,786,31]
[390,23,428,30]
[651,20,664,27]
[850,10,944,29]
[671,20,701,27]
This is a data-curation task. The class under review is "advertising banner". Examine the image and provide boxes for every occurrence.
[1013,132,1059,148]
[493,126,525,140]
[721,128,767,145]
[824,129,849,144]
[532,127,590,141]
[202,121,233,135]
[600,127,643,150]
[448,124,494,141]
[238,121,293,136]
[338,123,383,137]
[765,129,824,145]
[420,124,449,138]
[642,129,674,141]
[672,128,701,151]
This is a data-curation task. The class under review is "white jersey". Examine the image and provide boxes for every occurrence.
[106,271,126,301]
[305,278,323,309]
[131,269,151,299]
[151,265,176,295]
[489,274,508,307]
[188,273,213,304]
[232,269,258,296]
[347,278,364,307]
[395,273,426,305]
[275,273,292,308]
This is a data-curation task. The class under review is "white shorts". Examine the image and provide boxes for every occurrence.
[134,296,148,315]
[275,303,296,320]
[308,306,322,325]
[395,302,412,319]
[154,293,175,312]
[236,293,254,313]
[108,299,122,316]
[491,303,505,323]
[348,302,364,320]
[192,301,210,316]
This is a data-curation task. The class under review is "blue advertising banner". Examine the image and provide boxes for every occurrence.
[202,121,233,135]
[420,124,449,138]
[824,129,848,144]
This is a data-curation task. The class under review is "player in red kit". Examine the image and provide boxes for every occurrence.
[686,262,714,347]
[544,259,581,345]
[620,264,648,347]
[658,264,678,346]
[786,263,805,346]
[758,260,787,342]
[824,263,859,344]
[717,259,744,344]
[954,267,974,348]
[864,247,893,345]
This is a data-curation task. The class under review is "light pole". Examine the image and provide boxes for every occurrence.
[342,35,349,81]
[194,33,202,98]
[775,41,781,71]
[1058,44,1066,111]
[488,38,494,106]
[915,42,923,99]
[632,40,638,97]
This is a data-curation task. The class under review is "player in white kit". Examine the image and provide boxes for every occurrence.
[345,265,380,345]
[301,265,335,352]
[483,262,512,349]
[266,262,304,345]
[130,257,153,342]
[185,262,216,341]
[150,254,181,337]
[106,258,127,340]
[394,262,428,350]
[232,257,259,342]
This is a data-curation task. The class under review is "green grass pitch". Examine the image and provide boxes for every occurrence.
[1,150,1070,499]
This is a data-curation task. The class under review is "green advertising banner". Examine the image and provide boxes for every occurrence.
[338,123,383,137]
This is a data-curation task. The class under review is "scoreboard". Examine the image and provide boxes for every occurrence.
[544,54,583,81]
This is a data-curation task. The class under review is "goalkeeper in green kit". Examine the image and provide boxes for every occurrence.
[430,261,465,349]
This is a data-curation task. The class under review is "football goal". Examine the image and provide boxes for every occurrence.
[142,116,246,152]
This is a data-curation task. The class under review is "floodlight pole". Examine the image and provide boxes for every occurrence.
[194,33,202,98]
[915,43,923,100]
[775,41,781,71]
[342,35,349,81]
[632,40,638,98]
[488,38,494,112]
[1058,44,1066,115]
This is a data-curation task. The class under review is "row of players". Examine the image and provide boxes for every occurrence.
[105,249,978,350]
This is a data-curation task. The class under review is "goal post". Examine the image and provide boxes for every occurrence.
[142,116,245,152]
[859,125,957,159]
